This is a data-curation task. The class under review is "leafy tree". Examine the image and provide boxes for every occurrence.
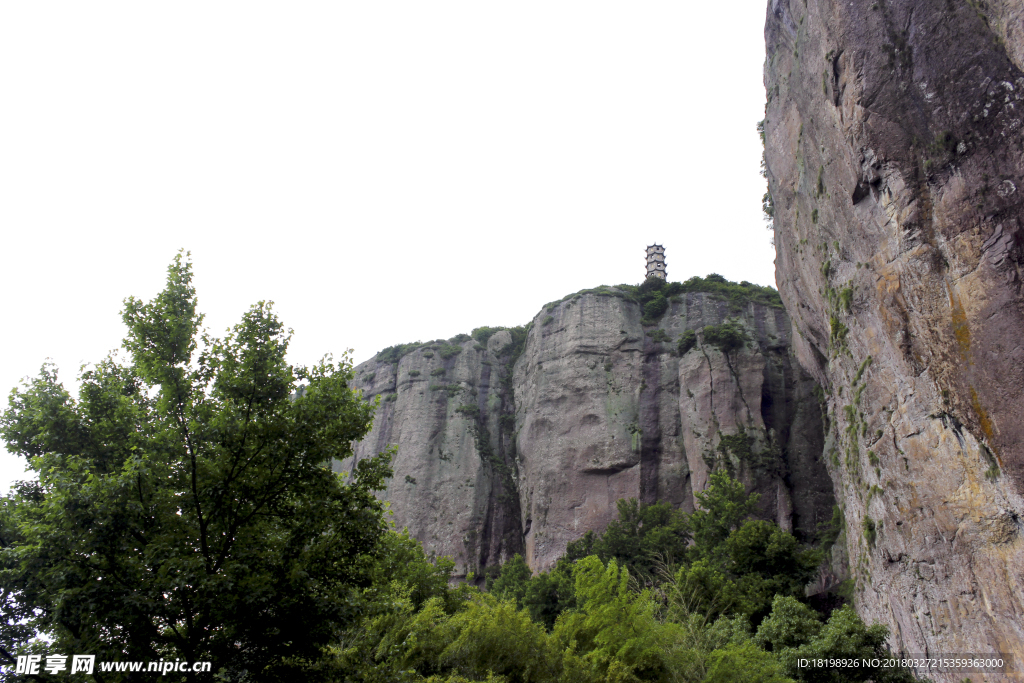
[553,557,674,682]
[722,521,822,623]
[753,596,823,653]
[437,595,556,683]
[755,599,924,683]
[589,499,690,581]
[704,642,795,683]
[520,558,576,630]
[0,254,392,682]
[690,470,761,558]
[486,553,531,607]
[671,559,746,621]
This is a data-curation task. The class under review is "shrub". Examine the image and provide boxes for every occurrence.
[430,368,446,377]
[455,404,479,418]
[703,321,749,354]
[429,384,462,397]
[642,294,669,323]
[438,343,462,360]
[471,326,506,344]
[377,342,422,364]
[718,430,753,464]
[862,516,877,547]
[648,328,671,343]
[678,329,697,355]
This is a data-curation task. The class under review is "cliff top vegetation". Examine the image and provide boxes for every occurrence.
[372,275,780,367]
[544,274,783,316]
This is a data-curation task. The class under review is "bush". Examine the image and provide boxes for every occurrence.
[648,328,671,343]
[439,343,463,360]
[678,275,783,309]
[642,294,669,323]
[678,329,697,354]
[703,320,749,354]
[471,327,506,344]
[455,404,479,418]
[429,384,462,397]
[378,341,422,364]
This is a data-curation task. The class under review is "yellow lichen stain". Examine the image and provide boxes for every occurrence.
[947,283,971,364]
[969,386,998,454]
[948,463,986,521]
[876,265,901,297]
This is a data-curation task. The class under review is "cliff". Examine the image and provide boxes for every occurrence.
[341,281,836,579]
[763,0,1024,674]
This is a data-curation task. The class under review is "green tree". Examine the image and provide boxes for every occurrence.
[690,470,761,559]
[590,499,690,581]
[520,558,576,630]
[754,599,924,683]
[704,642,794,683]
[487,553,531,607]
[553,556,674,682]
[0,254,392,682]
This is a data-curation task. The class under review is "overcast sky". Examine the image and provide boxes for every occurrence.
[1,2,772,493]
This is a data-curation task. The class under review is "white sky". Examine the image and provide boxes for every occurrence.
[1,2,773,493]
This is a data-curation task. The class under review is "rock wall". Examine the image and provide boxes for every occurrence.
[343,289,835,577]
[764,0,1024,676]
[342,330,525,577]
[514,291,834,572]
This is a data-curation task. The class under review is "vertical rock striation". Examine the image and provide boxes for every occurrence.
[342,330,525,577]
[764,0,1024,674]
[344,287,834,578]
[514,290,834,572]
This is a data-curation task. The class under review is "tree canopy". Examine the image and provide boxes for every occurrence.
[0,253,392,682]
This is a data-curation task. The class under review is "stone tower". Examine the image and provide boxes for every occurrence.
[645,244,666,280]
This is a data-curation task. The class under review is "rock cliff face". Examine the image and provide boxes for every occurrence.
[764,0,1024,674]
[342,287,835,578]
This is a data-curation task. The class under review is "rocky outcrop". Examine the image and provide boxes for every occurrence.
[342,330,525,578]
[343,287,835,577]
[514,291,833,572]
[764,0,1024,675]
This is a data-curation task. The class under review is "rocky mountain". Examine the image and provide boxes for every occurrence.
[763,0,1024,672]
[340,280,836,579]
